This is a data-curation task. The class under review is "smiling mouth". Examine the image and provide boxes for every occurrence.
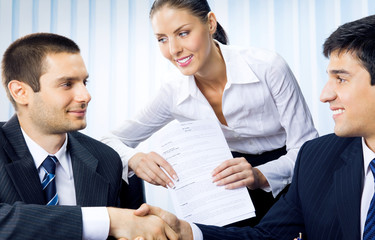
[176,55,193,66]
[67,109,87,117]
[333,109,345,116]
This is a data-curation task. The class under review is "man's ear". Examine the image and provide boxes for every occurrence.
[8,80,32,106]
[207,12,218,35]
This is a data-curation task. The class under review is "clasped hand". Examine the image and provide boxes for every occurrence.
[107,207,179,240]
[131,204,193,240]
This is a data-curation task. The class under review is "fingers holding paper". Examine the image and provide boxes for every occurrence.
[134,204,194,240]
[212,157,269,190]
[128,152,178,188]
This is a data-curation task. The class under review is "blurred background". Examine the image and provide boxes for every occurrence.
[1,0,374,213]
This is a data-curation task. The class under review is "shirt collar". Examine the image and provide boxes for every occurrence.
[216,41,260,85]
[176,41,260,105]
[362,137,375,177]
[21,128,71,177]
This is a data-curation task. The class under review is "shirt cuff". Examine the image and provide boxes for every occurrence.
[121,149,138,184]
[255,165,275,194]
[190,223,203,240]
[81,207,109,240]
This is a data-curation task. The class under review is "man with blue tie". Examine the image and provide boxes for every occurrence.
[0,33,177,240]
[134,14,375,240]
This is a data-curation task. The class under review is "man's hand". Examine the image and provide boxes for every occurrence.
[134,204,194,240]
[128,152,178,188]
[212,157,269,190]
[107,207,178,240]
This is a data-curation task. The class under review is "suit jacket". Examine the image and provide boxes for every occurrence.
[198,134,363,239]
[0,115,123,239]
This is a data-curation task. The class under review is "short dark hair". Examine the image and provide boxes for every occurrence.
[1,32,80,107]
[323,15,375,85]
[150,0,229,45]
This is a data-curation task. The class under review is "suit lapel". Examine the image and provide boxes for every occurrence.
[2,115,45,204]
[68,133,109,206]
[334,137,363,240]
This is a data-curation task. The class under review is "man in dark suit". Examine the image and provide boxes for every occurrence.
[134,14,375,240]
[0,33,177,240]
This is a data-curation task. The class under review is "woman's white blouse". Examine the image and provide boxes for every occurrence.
[102,42,318,197]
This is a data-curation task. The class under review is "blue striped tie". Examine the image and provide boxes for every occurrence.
[41,155,59,205]
[364,160,375,239]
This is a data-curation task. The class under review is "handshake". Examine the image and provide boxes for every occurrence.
[108,204,193,240]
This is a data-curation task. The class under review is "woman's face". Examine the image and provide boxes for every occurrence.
[151,6,216,76]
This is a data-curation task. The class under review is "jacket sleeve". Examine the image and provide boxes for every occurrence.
[0,202,83,239]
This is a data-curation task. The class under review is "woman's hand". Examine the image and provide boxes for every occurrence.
[212,157,269,190]
[128,152,178,188]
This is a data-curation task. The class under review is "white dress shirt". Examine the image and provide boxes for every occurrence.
[102,42,318,197]
[22,129,109,240]
[361,138,375,239]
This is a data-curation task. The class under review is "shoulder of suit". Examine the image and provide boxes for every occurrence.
[68,131,119,155]
[0,122,7,143]
[303,133,358,149]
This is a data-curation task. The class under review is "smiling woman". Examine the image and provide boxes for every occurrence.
[101,0,319,227]
[150,0,226,77]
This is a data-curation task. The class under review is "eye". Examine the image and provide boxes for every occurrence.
[337,76,346,83]
[62,82,72,88]
[158,37,168,43]
[83,79,89,86]
[179,31,189,37]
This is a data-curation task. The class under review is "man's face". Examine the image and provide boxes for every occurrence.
[320,50,375,141]
[27,52,91,135]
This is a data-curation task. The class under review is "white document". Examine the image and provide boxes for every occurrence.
[152,120,255,226]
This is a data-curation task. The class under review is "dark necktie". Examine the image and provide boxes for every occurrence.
[364,159,375,239]
[41,155,59,205]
